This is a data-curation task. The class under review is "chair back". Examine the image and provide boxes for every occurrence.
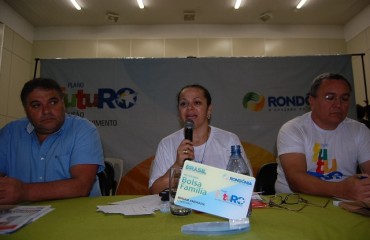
[254,162,278,195]
[105,157,124,194]
[116,156,153,195]
[98,161,115,196]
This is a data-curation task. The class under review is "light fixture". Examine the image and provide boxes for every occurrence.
[259,11,273,22]
[234,0,242,10]
[106,12,120,23]
[137,0,145,9]
[184,11,195,21]
[70,0,81,10]
[296,0,307,9]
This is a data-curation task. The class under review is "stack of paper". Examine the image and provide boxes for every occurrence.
[0,205,54,234]
[97,195,163,215]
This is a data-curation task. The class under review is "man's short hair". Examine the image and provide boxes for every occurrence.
[309,73,352,98]
[20,78,64,106]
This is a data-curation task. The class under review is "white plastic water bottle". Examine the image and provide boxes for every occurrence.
[226,145,252,227]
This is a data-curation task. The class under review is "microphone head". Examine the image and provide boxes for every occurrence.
[184,119,194,141]
[184,119,194,129]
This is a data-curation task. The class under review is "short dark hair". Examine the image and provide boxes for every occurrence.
[176,84,212,107]
[309,73,352,98]
[20,78,64,106]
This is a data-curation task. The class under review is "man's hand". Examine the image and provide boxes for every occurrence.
[338,175,370,201]
[0,164,98,204]
[0,177,25,204]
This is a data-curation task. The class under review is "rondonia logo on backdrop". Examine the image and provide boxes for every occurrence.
[243,91,309,112]
[62,82,138,127]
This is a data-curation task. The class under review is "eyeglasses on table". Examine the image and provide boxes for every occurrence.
[264,193,330,212]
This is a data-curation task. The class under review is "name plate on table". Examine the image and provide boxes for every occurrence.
[174,161,255,219]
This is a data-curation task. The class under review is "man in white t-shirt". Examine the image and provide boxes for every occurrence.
[275,73,370,201]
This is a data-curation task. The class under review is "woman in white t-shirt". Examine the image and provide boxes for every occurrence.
[149,84,252,194]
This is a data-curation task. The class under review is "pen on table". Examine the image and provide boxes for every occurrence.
[357,175,368,180]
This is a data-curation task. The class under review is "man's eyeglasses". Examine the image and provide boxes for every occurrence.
[324,93,350,103]
[266,193,330,212]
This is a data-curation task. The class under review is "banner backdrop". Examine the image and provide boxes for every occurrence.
[40,56,354,176]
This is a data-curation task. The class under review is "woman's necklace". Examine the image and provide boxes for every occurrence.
[195,127,210,164]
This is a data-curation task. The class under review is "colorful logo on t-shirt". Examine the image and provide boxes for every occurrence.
[307,143,343,180]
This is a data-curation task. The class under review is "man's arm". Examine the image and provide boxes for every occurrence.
[280,153,370,201]
[0,164,98,204]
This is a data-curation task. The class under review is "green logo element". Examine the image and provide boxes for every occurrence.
[243,92,265,112]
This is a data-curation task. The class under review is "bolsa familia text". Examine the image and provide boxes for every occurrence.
[179,177,207,195]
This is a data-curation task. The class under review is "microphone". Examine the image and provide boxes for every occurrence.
[184,119,194,141]
[184,119,194,161]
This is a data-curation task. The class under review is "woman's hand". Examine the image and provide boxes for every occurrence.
[149,139,195,194]
[174,139,194,168]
